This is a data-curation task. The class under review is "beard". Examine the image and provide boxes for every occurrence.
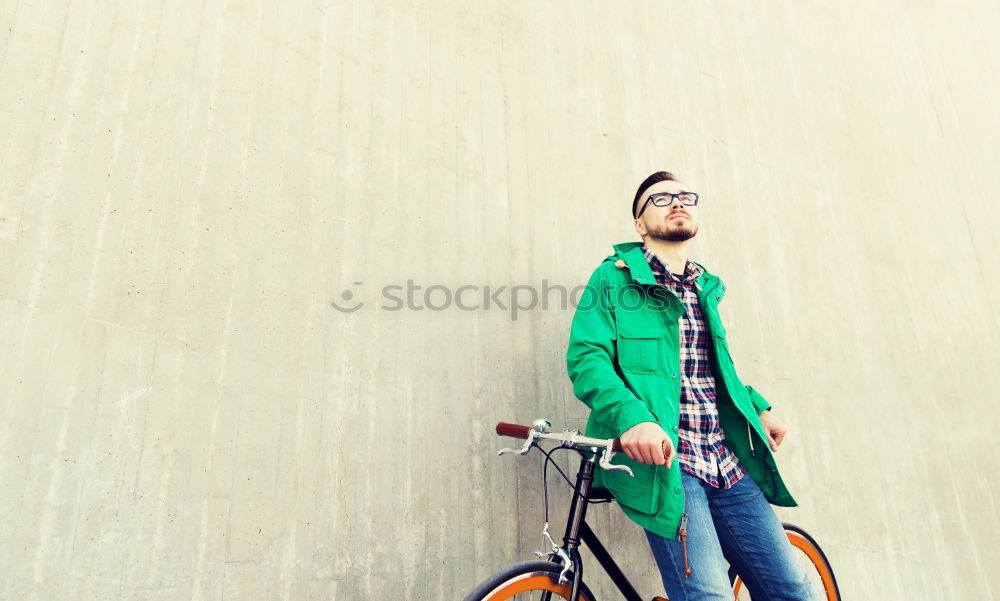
[647,219,698,242]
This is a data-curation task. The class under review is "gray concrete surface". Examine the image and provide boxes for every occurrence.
[1,0,998,599]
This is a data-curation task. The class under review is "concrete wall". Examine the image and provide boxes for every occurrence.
[2,0,998,599]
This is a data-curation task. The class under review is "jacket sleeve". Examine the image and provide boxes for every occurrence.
[566,265,657,437]
[745,384,772,414]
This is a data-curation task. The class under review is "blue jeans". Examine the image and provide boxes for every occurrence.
[644,470,823,601]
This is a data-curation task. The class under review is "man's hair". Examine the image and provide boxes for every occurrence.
[632,171,678,218]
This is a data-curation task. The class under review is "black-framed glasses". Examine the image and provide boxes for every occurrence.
[635,191,699,218]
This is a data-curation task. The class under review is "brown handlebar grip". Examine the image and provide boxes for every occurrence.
[496,422,532,439]
[611,439,673,458]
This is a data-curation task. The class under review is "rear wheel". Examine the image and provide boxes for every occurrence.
[463,560,597,601]
[730,523,840,601]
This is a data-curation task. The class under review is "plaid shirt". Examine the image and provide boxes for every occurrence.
[641,247,746,488]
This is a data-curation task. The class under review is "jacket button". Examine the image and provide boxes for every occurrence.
[716,295,721,301]
[671,373,677,379]
[673,487,681,494]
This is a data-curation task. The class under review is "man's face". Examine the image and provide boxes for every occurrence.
[634,179,699,242]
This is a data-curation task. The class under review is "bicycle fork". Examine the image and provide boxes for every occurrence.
[539,450,598,601]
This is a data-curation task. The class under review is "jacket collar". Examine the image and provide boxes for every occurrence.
[611,241,657,285]
[610,241,721,295]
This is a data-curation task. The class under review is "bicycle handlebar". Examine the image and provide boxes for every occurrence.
[495,421,624,452]
[495,420,638,476]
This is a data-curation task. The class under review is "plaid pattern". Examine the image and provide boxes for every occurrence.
[641,247,746,488]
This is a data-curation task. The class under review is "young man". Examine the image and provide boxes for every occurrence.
[566,171,820,601]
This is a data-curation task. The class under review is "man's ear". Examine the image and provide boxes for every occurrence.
[634,218,647,237]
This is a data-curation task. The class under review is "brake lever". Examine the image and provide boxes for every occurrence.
[598,440,634,476]
[497,428,541,456]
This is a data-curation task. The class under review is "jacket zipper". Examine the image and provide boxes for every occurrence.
[678,512,691,577]
[748,421,755,457]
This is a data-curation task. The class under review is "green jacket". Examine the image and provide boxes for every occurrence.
[566,241,797,540]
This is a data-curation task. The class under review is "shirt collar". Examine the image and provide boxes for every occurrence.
[641,246,704,284]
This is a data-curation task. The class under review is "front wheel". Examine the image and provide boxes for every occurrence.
[730,523,841,601]
[463,560,597,601]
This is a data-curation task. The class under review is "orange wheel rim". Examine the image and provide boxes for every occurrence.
[484,573,582,600]
[786,531,836,600]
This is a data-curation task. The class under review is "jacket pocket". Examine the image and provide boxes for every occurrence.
[616,320,667,375]
[602,457,659,514]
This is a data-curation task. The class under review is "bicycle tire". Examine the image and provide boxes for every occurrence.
[462,560,598,601]
[729,523,841,601]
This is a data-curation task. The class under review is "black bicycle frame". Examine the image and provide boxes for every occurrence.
[551,451,645,601]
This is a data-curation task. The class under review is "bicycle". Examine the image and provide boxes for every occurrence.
[462,420,840,601]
